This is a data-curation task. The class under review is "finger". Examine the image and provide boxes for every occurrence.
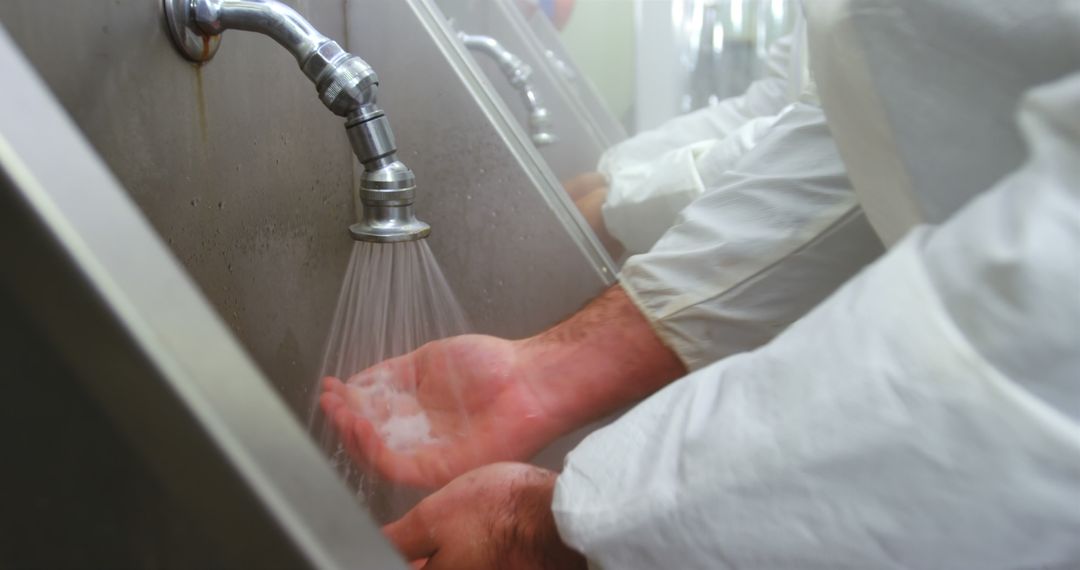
[325,388,451,488]
[383,506,438,562]
[319,388,345,414]
[416,553,450,570]
[322,376,344,394]
[324,400,412,486]
[324,377,355,407]
[343,394,495,487]
[329,402,360,452]
[335,407,419,483]
[410,559,428,570]
[319,393,350,439]
[340,411,448,488]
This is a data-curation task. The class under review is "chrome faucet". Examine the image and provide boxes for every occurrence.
[456,32,557,147]
[163,0,429,242]
[544,49,578,84]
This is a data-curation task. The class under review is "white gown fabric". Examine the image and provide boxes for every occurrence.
[619,101,883,370]
[608,17,884,370]
[598,34,803,255]
[553,1,1080,568]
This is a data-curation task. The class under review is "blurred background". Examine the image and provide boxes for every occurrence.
[531,0,798,132]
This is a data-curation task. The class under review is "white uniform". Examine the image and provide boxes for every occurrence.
[604,18,884,369]
[553,1,1080,568]
[599,34,805,255]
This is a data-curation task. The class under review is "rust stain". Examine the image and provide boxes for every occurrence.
[194,65,209,147]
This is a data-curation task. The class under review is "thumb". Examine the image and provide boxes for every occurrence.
[383,505,439,562]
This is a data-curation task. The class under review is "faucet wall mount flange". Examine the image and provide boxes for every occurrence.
[164,0,222,63]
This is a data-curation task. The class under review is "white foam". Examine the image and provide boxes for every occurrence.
[380,412,436,452]
[347,372,437,452]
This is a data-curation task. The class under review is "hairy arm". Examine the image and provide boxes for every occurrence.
[519,284,687,428]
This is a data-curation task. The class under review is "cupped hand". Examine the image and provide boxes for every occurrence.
[383,463,587,570]
[320,335,571,489]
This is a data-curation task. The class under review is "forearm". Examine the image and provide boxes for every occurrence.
[518,284,686,426]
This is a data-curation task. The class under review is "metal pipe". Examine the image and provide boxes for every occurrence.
[195,0,327,62]
[164,0,429,242]
[457,32,557,147]
[544,49,578,83]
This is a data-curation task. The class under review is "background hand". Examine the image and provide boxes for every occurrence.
[561,172,625,257]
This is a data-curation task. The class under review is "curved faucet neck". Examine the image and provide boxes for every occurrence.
[195,0,328,64]
[457,32,557,147]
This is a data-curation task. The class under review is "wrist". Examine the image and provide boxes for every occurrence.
[507,466,588,570]
[516,285,686,427]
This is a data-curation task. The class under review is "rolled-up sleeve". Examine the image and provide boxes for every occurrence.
[619,102,883,369]
[597,34,802,254]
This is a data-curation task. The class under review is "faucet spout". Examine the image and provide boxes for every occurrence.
[457,32,558,147]
[163,0,430,242]
[194,0,327,63]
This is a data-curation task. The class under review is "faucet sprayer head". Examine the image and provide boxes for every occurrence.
[347,161,430,243]
[345,115,430,243]
[528,106,557,147]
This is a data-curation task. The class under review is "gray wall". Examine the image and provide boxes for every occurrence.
[0,0,613,419]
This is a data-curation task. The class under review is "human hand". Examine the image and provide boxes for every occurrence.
[320,335,574,488]
[573,185,624,258]
[562,172,607,202]
[562,173,625,257]
[321,286,686,489]
[383,463,587,570]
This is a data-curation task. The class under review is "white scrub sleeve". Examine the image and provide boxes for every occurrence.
[553,75,1080,570]
[618,102,883,370]
[597,36,801,254]
[598,34,796,175]
[601,114,782,254]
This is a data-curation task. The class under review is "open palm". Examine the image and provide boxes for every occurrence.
[320,335,567,489]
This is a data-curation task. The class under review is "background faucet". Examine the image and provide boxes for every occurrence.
[456,32,558,147]
[544,49,578,84]
[164,0,430,242]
